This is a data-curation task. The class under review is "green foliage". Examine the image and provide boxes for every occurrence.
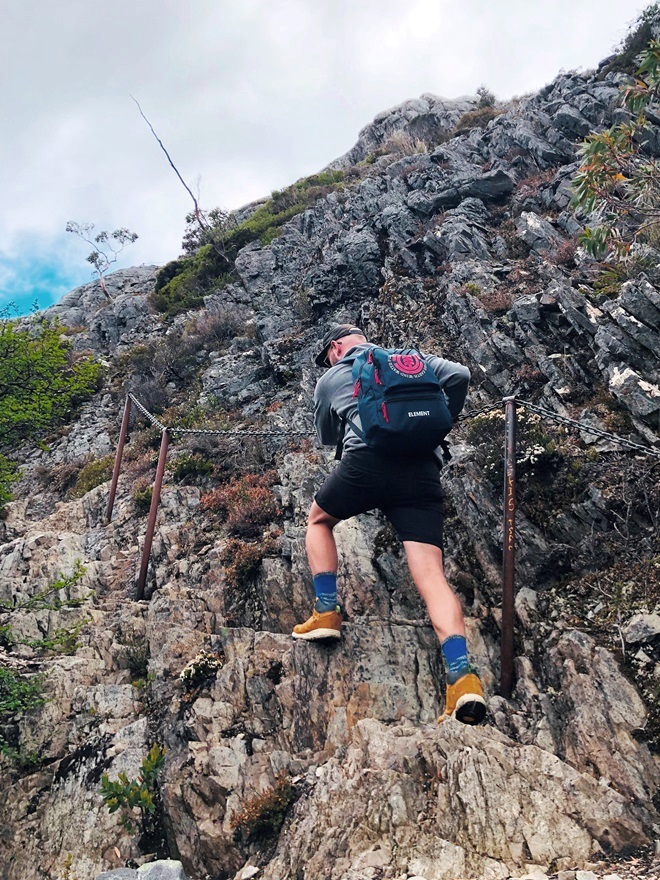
[0,316,101,449]
[99,743,166,837]
[0,666,45,717]
[151,244,232,317]
[0,561,89,652]
[222,171,346,256]
[476,85,496,108]
[133,484,153,515]
[0,453,18,515]
[23,619,87,655]
[179,649,224,692]
[0,667,45,761]
[171,453,214,483]
[66,222,138,293]
[154,171,346,318]
[598,4,660,77]
[466,411,592,529]
[68,454,114,498]
[572,39,660,261]
[231,774,295,842]
[121,637,150,685]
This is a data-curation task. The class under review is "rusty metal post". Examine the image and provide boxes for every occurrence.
[136,429,169,600]
[107,396,132,524]
[501,396,517,699]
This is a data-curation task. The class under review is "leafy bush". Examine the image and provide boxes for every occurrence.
[171,453,214,484]
[68,454,114,498]
[466,410,591,528]
[476,85,496,108]
[231,774,295,842]
[0,666,45,717]
[179,649,224,692]
[151,245,232,317]
[121,637,150,683]
[0,454,18,516]
[99,743,166,838]
[0,665,45,762]
[153,171,346,318]
[132,484,153,515]
[201,471,279,537]
[0,317,101,448]
[573,39,660,261]
[598,4,660,77]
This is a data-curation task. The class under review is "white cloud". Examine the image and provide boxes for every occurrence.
[0,0,652,301]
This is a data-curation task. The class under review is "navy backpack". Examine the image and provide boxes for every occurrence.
[337,347,454,459]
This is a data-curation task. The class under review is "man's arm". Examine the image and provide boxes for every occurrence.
[313,373,342,445]
[426,355,471,420]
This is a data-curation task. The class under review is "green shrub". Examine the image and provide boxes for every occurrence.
[179,649,224,692]
[476,85,496,108]
[151,245,232,317]
[121,637,150,684]
[598,4,660,77]
[171,453,214,483]
[0,666,45,761]
[153,171,346,318]
[0,666,45,717]
[231,774,295,842]
[133,485,153,515]
[466,410,590,529]
[1,562,90,659]
[69,455,114,498]
[99,743,166,838]
[0,317,101,448]
[0,454,18,516]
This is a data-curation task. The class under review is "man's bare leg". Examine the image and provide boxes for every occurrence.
[292,502,343,640]
[404,540,486,724]
[403,540,465,643]
[305,501,341,574]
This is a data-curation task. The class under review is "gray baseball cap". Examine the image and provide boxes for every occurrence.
[315,324,364,367]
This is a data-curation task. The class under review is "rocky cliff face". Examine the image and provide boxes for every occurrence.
[1,27,660,880]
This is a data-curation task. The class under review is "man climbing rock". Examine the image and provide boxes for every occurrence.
[292,324,486,725]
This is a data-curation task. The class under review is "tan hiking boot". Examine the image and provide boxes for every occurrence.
[292,607,342,641]
[437,672,486,725]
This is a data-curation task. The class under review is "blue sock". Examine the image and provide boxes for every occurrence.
[441,635,471,684]
[313,572,338,612]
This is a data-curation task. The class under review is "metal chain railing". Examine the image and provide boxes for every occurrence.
[115,389,659,662]
[127,393,308,437]
[128,393,168,433]
[517,399,660,458]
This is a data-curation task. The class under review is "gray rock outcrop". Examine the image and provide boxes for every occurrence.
[2,20,660,880]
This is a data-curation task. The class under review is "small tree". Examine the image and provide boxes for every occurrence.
[99,743,166,840]
[66,222,138,297]
[572,39,660,260]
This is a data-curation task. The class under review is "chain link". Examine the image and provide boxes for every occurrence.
[171,426,309,437]
[127,393,660,458]
[128,394,168,433]
[517,399,660,458]
[457,402,502,423]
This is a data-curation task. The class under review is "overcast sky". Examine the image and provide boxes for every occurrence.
[0,0,651,314]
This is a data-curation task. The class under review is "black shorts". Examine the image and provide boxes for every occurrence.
[315,448,445,549]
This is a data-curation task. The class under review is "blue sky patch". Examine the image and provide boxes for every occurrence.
[0,239,96,317]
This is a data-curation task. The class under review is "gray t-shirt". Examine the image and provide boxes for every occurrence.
[313,343,470,454]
